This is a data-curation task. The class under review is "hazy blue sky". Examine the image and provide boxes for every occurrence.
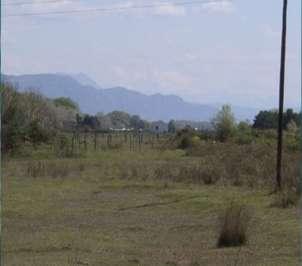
[2,0,301,108]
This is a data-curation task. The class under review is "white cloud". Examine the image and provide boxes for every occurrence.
[202,0,235,14]
[4,0,236,21]
[5,0,80,14]
[101,1,186,17]
[154,3,186,16]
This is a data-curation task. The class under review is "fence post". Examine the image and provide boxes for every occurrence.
[84,130,87,152]
[94,131,97,151]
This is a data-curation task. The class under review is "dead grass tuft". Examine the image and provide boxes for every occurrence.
[217,203,250,248]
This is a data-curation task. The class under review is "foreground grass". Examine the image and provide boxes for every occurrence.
[3,150,301,266]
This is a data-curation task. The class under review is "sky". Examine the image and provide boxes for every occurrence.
[2,0,301,109]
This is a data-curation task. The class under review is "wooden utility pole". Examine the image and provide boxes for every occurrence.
[94,131,97,151]
[276,0,288,190]
[0,1,2,264]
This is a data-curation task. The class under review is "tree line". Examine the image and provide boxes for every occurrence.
[253,109,301,129]
[1,83,300,153]
[1,83,151,153]
[77,111,149,131]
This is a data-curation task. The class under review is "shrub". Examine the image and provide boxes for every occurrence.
[217,203,250,248]
[178,135,192,149]
[235,121,253,145]
[28,120,51,147]
[154,163,175,180]
[178,135,201,150]
[235,133,253,145]
[196,164,222,185]
[271,189,300,208]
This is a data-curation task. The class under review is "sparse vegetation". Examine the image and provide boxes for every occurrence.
[2,83,301,265]
[271,189,300,208]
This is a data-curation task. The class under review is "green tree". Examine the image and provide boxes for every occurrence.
[1,85,24,152]
[96,113,112,130]
[108,111,131,128]
[82,114,99,129]
[237,121,251,132]
[253,110,278,129]
[130,115,146,130]
[168,120,176,133]
[53,97,79,111]
[27,120,50,147]
[1,84,65,153]
[253,109,301,129]
[212,105,236,142]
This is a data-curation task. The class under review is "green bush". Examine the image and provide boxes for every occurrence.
[235,133,253,145]
[178,135,201,150]
[28,120,51,147]
[235,121,253,145]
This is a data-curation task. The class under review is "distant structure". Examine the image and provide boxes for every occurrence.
[109,128,133,132]
[150,121,168,133]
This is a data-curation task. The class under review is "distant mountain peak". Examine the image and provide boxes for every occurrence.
[70,73,101,89]
[151,93,184,103]
[3,73,259,122]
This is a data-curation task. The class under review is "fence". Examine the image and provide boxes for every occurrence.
[52,130,172,157]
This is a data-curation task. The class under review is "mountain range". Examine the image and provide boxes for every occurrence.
[3,73,259,122]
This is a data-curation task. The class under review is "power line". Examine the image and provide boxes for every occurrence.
[4,0,103,6]
[3,0,226,6]
[4,0,229,17]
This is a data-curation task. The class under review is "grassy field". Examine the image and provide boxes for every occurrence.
[3,148,301,266]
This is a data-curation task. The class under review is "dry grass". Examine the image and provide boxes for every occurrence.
[25,160,86,179]
[3,145,301,265]
[271,189,300,209]
[217,203,250,248]
[186,142,300,190]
